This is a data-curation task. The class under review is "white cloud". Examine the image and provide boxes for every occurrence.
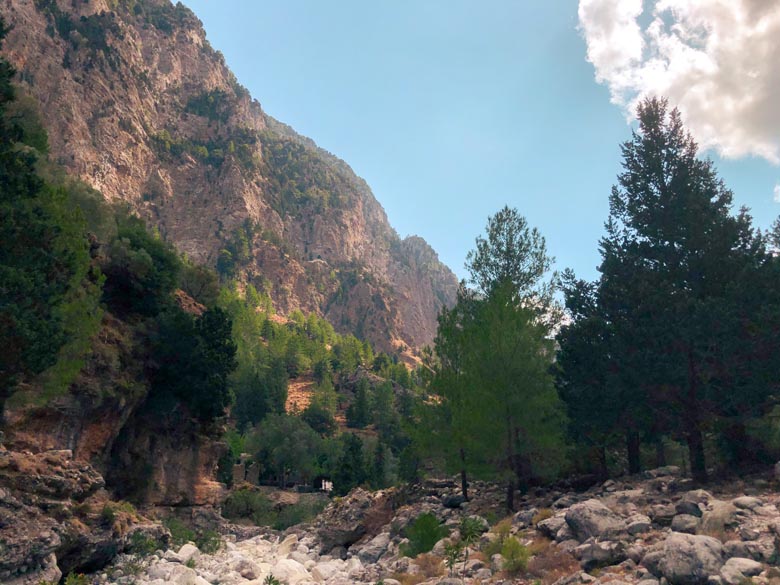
[578,0,780,164]
[774,183,780,203]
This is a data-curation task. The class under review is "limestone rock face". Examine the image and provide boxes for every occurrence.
[0,0,458,353]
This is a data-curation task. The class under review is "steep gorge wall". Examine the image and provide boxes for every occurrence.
[0,0,458,353]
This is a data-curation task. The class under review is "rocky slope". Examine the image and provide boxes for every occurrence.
[0,0,458,353]
[96,468,780,585]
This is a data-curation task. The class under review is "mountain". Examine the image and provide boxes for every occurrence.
[0,0,458,354]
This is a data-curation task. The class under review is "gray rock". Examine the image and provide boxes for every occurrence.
[574,540,627,570]
[538,515,567,539]
[627,514,653,536]
[642,550,665,577]
[731,497,762,511]
[650,504,678,527]
[676,501,704,518]
[177,544,200,564]
[720,558,763,585]
[659,533,725,585]
[565,499,626,542]
[357,532,390,564]
[644,466,681,479]
[672,514,700,534]
[513,507,538,527]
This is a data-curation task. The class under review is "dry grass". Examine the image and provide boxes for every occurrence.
[699,526,740,543]
[391,573,427,585]
[414,553,446,579]
[526,541,580,585]
[532,508,554,526]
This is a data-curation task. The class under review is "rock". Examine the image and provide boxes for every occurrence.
[442,495,465,508]
[3,553,61,585]
[357,532,390,563]
[720,558,763,585]
[627,514,653,535]
[270,558,311,585]
[437,579,464,585]
[513,507,538,527]
[574,540,627,570]
[676,501,704,518]
[314,488,392,552]
[700,502,740,536]
[165,550,184,563]
[538,515,567,538]
[643,550,665,577]
[644,466,681,479]
[557,523,577,542]
[659,533,725,585]
[565,499,626,542]
[672,514,700,534]
[278,534,299,557]
[178,543,200,564]
[650,504,678,527]
[311,560,343,582]
[638,580,661,585]
[731,497,762,511]
[230,555,265,580]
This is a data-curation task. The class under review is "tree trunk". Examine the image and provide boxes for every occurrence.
[687,427,707,483]
[597,445,608,481]
[505,479,515,512]
[626,430,641,474]
[655,437,667,468]
[686,347,707,483]
[459,447,469,501]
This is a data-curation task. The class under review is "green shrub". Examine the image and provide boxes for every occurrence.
[128,531,159,556]
[501,537,530,575]
[197,529,222,554]
[399,513,449,558]
[64,574,89,585]
[164,517,196,548]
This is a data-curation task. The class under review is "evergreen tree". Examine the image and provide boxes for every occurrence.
[559,97,778,482]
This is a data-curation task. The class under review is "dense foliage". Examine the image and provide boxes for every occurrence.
[557,98,780,481]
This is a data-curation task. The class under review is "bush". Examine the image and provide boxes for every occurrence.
[501,537,530,575]
[400,513,449,558]
[222,489,275,526]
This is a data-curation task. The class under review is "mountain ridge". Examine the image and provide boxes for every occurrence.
[0,0,458,353]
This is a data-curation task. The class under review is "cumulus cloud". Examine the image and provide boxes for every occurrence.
[578,0,780,164]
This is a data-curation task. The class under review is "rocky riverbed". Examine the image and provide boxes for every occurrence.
[83,466,780,585]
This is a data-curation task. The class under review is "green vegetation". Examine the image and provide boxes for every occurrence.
[222,489,325,530]
[258,130,354,216]
[0,22,103,413]
[556,98,780,481]
[399,512,449,558]
[501,537,531,575]
[186,89,232,122]
[416,206,566,508]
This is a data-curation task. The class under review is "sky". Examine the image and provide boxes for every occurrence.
[182,0,780,283]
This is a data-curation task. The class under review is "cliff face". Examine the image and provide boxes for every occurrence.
[0,0,458,352]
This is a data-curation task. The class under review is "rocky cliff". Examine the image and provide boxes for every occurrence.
[0,0,458,353]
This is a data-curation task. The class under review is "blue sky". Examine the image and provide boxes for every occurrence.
[182,0,780,282]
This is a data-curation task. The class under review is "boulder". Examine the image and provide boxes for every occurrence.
[442,495,465,509]
[565,499,626,542]
[357,532,390,564]
[270,558,311,585]
[731,497,762,511]
[671,514,700,534]
[574,540,627,570]
[177,543,200,564]
[720,558,763,585]
[311,560,344,582]
[627,514,652,536]
[676,501,703,518]
[659,533,724,585]
[537,515,567,539]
